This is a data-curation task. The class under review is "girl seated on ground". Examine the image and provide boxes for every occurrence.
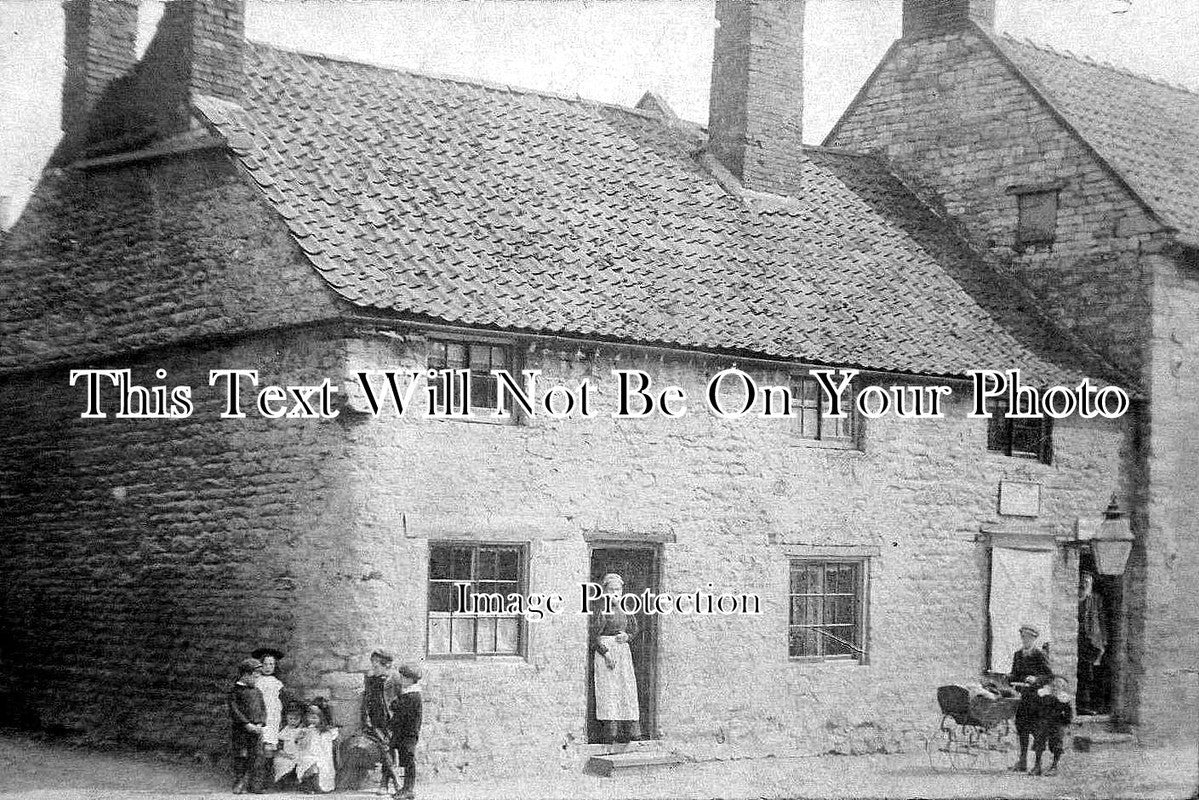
[272,704,305,789]
[295,699,339,794]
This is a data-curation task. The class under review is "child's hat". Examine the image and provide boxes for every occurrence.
[371,649,395,665]
[251,646,285,661]
[396,662,423,682]
[1018,624,1040,637]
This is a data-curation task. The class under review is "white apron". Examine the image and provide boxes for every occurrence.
[296,727,339,792]
[272,725,300,782]
[594,636,640,721]
[258,675,284,745]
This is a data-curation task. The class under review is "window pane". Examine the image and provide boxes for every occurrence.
[428,341,447,369]
[429,546,452,580]
[791,564,815,594]
[429,582,457,613]
[477,549,497,581]
[452,547,473,580]
[801,599,820,627]
[444,343,467,369]
[497,617,521,654]
[497,548,519,581]
[790,627,819,657]
[824,626,855,656]
[476,617,497,653]
[832,563,858,594]
[800,407,820,439]
[790,596,807,623]
[809,565,825,594]
[1011,418,1045,458]
[471,372,497,410]
[825,412,852,441]
[469,345,490,371]
[987,411,1009,452]
[451,617,476,653]
[829,596,854,625]
[793,378,819,439]
[428,616,451,655]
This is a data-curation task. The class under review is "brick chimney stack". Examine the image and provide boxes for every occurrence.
[707,0,805,195]
[902,0,995,38]
[61,0,139,138]
[138,0,245,132]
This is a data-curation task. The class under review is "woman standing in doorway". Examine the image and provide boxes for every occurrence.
[591,573,641,744]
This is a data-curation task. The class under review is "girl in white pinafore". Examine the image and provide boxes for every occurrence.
[296,702,339,793]
[251,647,286,754]
[591,573,642,743]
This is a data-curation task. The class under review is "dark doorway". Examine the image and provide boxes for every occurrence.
[1077,551,1119,716]
[586,545,659,744]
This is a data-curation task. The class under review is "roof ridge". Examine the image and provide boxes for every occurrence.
[999,32,1199,98]
[246,39,660,121]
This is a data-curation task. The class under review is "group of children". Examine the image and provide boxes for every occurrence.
[227,647,424,798]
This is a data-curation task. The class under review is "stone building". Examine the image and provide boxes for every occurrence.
[0,0,1192,777]
[827,0,1199,744]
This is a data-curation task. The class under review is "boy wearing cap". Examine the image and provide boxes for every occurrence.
[358,649,403,794]
[388,664,424,800]
[1008,624,1054,772]
[228,657,267,794]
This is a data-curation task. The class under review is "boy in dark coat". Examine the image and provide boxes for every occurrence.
[228,657,267,794]
[1008,624,1054,772]
[388,663,424,800]
[1030,674,1074,775]
[359,649,402,794]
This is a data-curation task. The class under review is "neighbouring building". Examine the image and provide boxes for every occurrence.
[0,0,1193,778]
[826,0,1199,744]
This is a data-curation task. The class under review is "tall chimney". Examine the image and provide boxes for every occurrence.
[902,0,995,38]
[61,0,139,139]
[707,0,804,195]
[138,0,245,132]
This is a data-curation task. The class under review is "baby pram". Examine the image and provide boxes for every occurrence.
[926,682,1020,770]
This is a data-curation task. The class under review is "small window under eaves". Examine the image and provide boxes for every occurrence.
[1016,190,1058,247]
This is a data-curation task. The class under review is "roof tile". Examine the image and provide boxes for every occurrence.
[191,42,1121,385]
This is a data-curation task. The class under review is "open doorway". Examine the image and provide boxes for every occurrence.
[1077,551,1120,716]
[586,544,659,744]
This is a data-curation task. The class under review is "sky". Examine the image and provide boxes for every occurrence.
[1,0,1197,224]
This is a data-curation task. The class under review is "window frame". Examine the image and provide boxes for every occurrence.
[787,558,870,665]
[424,336,517,422]
[790,374,861,448]
[986,400,1053,465]
[1015,189,1059,248]
[426,541,529,660]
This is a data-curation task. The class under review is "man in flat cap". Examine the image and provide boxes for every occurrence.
[1008,624,1054,772]
[228,657,267,794]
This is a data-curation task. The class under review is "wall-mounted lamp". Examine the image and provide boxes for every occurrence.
[1065,495,1134,575]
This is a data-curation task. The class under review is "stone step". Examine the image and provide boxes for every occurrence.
[585,751,685,777]
[1072,713,1113,727]
[1073,730,1137,751]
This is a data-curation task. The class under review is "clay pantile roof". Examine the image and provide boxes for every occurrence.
[189,42,1115,385]
[994,34,1199,243]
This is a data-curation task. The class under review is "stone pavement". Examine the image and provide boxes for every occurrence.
[0,731,1194,799]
